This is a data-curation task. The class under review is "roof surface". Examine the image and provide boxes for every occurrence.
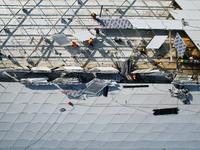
[1,0,200,149]
[0,82,200,149]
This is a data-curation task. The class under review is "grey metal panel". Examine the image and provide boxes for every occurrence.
[129,19,182,30]
[0,93,18,103]
[78,114,98,124]
[44,94,65,104]
[101,107,122,114]
[193,1,200,9]
[12,139,30,148]
[48,132,66,140]
[43,140,61,148]
[70,105,89,114]
[57,140,76,149]
[0,122,12,131]
[146,19,165,29]
[70,124,90,133]
[0,82,200,149]
[86,141,106,149]
[110,132,129,141]
[62,114,83,123]
[101,141,121,149]
[146,35,168,49]
[38,104,58,114]
[52,34,71,46]
[169,10,190,19]
[54,123,75,132]
[31,114,51,123]
[23,104,42,113]
[87,124,106,133]
[4,83,23,93]
[10,123,28,132]
[1,113,19,123]
[63,132,82,141]
[15,114,35,123]
[94,114,115,124]
[176,0,198,10]
[78,132,99,141]
[4,131,21,140]
[185,10,200,20]
[103,123,122,133]
[19,131,37,140]
[0,132,7,140]
[13,93,33,103]
[110,114,131,123]
[0,140,15,148]
[25,123,43,132]
[94,133,114,141]
[6,104,26,113]
[0,104,10,113]
[117,123,137,132]
[86,106,105,114]
[185,30,200,49]
[29,94,49,104]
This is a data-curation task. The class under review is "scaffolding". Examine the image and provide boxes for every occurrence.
[0,0,174,70]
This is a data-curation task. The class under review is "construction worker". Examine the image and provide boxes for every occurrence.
[7,55,12,60]
[156,59,162,65]
[132,74,137,80]
[72,41,78,48]
[88,38,94,47]
[91,13,97,19]
[94,28,100,36]
[140,48,147,55]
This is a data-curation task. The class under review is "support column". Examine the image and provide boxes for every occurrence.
[169,30,173,62]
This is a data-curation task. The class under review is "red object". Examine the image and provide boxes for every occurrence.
[132,74,136,80]
[68,101,74,107]
[72,42,78,47]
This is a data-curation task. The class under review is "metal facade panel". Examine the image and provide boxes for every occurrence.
[129,19,182,30]
[73,30,95,42]
[176,0,197,10]
[52,34,71,46]
[169,10,190,19]
[129,19,149,29]
[146,35,168,49]
[0,83,199,149]
[146,19,165,29]
[162,20,183,30]
[185,30,200,49]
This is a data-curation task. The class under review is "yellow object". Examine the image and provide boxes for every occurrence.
[88,39,93,44]
[156,60,162,64]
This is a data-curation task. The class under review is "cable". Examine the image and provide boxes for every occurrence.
[176,97,200,114]
[110,92,152,115]
[114,100,153,115]
[24,113,62,150]
[151,84,170,92]
[24,107,74,150]
[179,107,200,113]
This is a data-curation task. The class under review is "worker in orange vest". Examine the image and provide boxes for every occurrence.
[88,38,94,47]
